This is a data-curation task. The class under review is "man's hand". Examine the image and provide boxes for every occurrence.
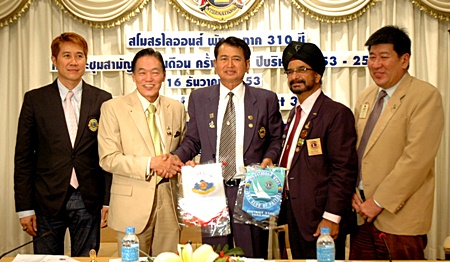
[359,197,383,223]
[352,193,367,220]
[20,215,37,237]
[313,219,340,240]
[101,206,109,228]
[260,158,274,168]
[151,153,183,177]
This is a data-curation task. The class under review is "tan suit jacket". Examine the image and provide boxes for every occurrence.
[98,90,186,234]
[354,73,444,235]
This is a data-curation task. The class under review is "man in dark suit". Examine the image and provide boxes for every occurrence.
[278,41,358,259]
[14,32,112,256]
[172,36,284,258]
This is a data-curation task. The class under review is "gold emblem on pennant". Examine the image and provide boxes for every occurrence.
[258,126,266,138]
[88,118,99,132]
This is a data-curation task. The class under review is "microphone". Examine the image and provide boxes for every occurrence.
[378,232,392,262]
[0,231,53,259]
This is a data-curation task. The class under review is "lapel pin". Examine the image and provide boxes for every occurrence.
[210,113,214,118]
[258,126,266,138]
[209,121,215,129]
[304,121,311,129]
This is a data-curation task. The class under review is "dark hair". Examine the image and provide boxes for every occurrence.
[365,25,411,57]
[131,48,165,73]
[214,36,251,60]
[51,32,88,58]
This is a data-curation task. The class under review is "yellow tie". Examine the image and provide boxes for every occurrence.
[147,104,162,156]
[147,104,163,184]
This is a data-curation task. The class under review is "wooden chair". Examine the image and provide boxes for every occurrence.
[444,236,450,260]
[273,224,293,260]
[98,227,118,257]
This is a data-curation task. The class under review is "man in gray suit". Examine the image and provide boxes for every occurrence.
[172,36,283,259]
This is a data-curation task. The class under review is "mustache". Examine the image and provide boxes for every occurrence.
[289,79,306,86]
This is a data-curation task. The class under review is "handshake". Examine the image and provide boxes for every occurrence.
[150,153,191,179]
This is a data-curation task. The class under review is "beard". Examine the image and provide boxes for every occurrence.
[289,79,314,95]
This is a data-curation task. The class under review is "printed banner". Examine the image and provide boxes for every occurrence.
[179,163,230,236]
[50,51,368,73]
[242,167,285,222]
[126,30,306,48]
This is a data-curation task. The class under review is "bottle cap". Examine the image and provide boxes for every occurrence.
[320,227,330,234]
[125,226,135,234]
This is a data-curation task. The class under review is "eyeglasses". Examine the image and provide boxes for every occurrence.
[284,66,314,76]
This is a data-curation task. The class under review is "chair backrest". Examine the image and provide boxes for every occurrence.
[444,236,450,260]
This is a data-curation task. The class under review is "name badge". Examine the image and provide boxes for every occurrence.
[359,103,370,119]
[307,138,322,156]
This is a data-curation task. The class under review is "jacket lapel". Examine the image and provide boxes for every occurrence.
[76,81,91,147]
[50,80,72,149]
[159,96,172,153]
[243,85,259,155]
[126,91,155,154]
[363,74,410,158]
[207,85,220,153]
[289,93,323,168]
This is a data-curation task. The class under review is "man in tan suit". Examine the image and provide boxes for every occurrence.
[350,26,444,260]
[98,48,186,256]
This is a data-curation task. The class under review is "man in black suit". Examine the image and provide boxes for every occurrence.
[278,42,358,259]
[14,32,112,256]
[172,36,284,258]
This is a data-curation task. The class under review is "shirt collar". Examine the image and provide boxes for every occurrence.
[137,90,161,113]
[57,78,82,102]
[220,82,244,101]
[378,73,406,98]
[299,88,322,115]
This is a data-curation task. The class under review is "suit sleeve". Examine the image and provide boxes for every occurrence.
[98,101,148,181]
[14,92,37,212]
[324,106,358,215]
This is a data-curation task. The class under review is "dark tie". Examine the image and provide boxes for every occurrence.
[279,105,302,168]
[357,90,387,186]
[219,92,236,181]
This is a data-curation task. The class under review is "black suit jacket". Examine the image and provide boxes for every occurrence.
[14,79,112,217]
[284,92,358,241]
[173,83,283,165]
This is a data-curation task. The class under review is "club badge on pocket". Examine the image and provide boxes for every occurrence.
[306,138,322,156]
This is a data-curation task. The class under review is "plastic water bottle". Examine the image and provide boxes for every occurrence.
[316,227,335,262]
[122,226,139,262]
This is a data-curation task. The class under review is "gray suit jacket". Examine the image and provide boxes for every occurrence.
[173,83,283,166]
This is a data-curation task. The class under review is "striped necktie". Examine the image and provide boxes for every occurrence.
[219,92,236,182]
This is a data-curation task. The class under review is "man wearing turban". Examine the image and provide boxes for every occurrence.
[277,41,358,259]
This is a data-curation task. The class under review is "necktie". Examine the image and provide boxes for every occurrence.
[279,105,302,168]
[147,104,163,184]
[146,104,162,156]
[219,92,236,182]
[357,90,387,186]
[64,91,79,189]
